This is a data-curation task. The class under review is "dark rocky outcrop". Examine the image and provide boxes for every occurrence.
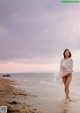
[2,74,11,77]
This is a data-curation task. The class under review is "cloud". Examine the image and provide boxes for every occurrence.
[0,62,58,73]
[0,0,80,64]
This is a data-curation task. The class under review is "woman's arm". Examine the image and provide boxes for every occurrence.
[60,59,66,70]
[65,59,73,71]
[60,59,73,72]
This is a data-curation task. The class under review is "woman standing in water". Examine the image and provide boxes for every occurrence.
[57,49,73,102]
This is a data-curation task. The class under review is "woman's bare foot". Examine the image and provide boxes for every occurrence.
[65,99,69,104]
[65,96,71,103]
[67,96,72,101]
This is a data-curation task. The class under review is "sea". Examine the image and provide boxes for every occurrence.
[0,72,80,113]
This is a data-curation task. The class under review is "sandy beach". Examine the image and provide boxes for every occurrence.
[0,73,80,113]
[0,78,41,113]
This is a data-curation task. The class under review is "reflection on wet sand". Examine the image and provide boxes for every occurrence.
[63,104,67,113]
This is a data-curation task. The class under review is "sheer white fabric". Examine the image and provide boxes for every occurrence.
[57,57,73,81]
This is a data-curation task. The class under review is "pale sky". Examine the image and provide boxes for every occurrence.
[0,0,80,73]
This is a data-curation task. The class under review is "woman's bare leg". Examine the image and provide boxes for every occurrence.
[62,73,72,100]
[62,77,67,93]
[65,73,72,99]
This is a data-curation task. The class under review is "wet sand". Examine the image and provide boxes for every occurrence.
[0,78,41,113]
[0,74,80,113]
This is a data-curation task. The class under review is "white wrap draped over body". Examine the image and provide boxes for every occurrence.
[57,57,73,81]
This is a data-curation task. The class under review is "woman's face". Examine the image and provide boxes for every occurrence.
[64,50,70,58]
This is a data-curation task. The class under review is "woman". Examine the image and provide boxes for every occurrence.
[57,49,73,102]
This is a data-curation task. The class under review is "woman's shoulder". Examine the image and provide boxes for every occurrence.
[68,58,73,63]
[69,57,73,61]
[60,57,73,61]
[70,58,73,62]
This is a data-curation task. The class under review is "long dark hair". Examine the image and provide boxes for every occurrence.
[63,49,71,58]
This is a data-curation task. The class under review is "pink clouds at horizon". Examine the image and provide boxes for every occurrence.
[0,62,59,73]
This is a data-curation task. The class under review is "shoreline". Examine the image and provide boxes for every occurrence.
[0,74,80,113]
[0,78,41,113]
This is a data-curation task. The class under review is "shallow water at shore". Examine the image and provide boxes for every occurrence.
[1,72,80,113]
